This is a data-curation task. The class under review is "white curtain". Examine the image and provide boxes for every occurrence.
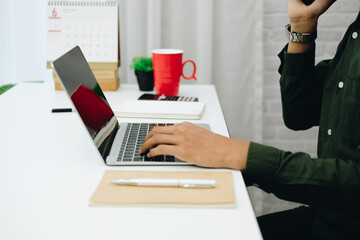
[118,0,263,142]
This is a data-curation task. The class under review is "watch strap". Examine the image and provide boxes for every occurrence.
[285,24,317,43]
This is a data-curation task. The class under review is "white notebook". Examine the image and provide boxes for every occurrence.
[114,100,206,120]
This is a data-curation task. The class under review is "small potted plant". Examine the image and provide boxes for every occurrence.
[130,57,154,91]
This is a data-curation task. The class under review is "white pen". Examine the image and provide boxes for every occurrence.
[111,178,216,188]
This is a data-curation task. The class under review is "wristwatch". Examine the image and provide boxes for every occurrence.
[285,24,317,43]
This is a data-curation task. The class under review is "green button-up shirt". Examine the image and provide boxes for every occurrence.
[244,13,360,239]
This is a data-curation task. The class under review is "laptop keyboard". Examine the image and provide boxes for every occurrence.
[117,123,175,162]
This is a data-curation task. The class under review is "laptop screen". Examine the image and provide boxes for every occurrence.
[52,46,119,161]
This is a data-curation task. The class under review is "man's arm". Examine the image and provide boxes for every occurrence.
[244,142,360,215]
[279,46,331,130]
[279,0,336,130]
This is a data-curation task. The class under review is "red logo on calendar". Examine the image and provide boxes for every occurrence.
[48,7,61,32]
[52,8,57,17]
[49,7,61,19]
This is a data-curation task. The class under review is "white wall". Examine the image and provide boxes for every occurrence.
[0,0,52,84]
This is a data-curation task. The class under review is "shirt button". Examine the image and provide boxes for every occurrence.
[352,32,358,39]
[338,81,344,89]
[327,129,332,136]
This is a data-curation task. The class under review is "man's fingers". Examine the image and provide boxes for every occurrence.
[140,133,178,154]
[147,144,178,158]
[143,125,175,141]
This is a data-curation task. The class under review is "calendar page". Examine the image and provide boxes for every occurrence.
[46,2,118,64]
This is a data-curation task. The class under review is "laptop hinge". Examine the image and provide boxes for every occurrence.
[98,121,119,162]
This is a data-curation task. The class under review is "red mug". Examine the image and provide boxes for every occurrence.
[152,49,196,96]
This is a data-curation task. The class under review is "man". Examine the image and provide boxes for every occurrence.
[140,0,360,239]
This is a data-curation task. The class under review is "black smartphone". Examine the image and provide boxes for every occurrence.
[138,93,199,102]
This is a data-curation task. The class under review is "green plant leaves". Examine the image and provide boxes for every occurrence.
[130,57,153,72]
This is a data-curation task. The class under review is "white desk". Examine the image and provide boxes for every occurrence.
[0,83,262,240]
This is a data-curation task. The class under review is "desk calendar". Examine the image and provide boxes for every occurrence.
[46,2,119,69]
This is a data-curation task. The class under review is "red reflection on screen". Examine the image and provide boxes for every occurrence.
[71,84,113,132]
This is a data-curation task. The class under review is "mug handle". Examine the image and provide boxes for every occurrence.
[181,60,197,81]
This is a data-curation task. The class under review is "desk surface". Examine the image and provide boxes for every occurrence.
[0,83,262,240]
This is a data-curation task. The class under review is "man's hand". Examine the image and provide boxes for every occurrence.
[287,0,336,53]
[288,0,336,33]
[140,122,250,170]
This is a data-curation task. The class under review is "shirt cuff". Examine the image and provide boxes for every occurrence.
[244,142,283,181]
[278,44,315,76]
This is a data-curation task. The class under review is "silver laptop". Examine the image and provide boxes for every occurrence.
[52,46,210,166]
